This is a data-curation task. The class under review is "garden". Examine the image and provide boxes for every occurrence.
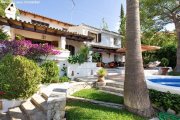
[0,35,70,100]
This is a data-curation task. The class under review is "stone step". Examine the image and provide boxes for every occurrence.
[31,94,47,114]
[20,100,46,120]
[8,107,27,120]
[106,82,124,88]
[99,86,124,94]
[41,91,51,100]
[0,113,9,120]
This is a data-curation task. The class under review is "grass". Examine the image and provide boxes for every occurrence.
[72,88,124,104]
[66,101,147,120]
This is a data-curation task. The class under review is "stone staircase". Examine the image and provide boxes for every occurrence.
[0,92,66,120]
[99,80,124,96]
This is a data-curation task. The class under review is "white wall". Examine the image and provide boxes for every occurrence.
[66,39,84,54]
[67,62,100,79]
[102,53,115,63]
[19,14,64,30]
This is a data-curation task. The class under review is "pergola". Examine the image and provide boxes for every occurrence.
[0,16,94,42]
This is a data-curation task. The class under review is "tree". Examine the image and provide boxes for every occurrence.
[140,0,180,72]
[124,0,154,117]
[0,28,9,40]
[119,4,126,47]
[0,0,12,16]
[101,18,109,30]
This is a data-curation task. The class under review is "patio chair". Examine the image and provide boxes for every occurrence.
[146,61,161,69]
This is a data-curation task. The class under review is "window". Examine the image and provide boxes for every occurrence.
[88,31,98,42]
[65,45,75,55]
[31,20,49,27]
[114,38,119,46]
[62,28,68,31]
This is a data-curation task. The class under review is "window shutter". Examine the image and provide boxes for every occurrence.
[98,33,101,43]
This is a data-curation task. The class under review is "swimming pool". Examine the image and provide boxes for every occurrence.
[148,78,180,87]
[146,75,180,95]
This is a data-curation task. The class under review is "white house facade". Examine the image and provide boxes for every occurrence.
[0,2,123,78]
[69,24,122,64]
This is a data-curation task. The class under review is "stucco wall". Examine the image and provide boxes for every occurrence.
[19,14,66,30]
[66,39,84,53]
[102,53,115,63]
[13,28,59,41]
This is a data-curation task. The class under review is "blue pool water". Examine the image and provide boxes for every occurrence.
[148,78,180,87]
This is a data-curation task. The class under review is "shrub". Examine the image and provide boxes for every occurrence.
[0,29,9,40]
[59,76,70,83]
[168,71,180,76]
[97,68,107,77]
[0,55,42,99]
[161,58,169,67]
[149,89,180,113]
[143,45,176,68]
[41,61,59,83]
[67,45,90,64]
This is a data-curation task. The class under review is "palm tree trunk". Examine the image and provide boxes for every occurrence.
[175,21,180,72]
[124,0,154,117]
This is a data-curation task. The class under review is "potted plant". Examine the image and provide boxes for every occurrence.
[92,53,101,67]
[96,68,107,87]
[161,58,169,75]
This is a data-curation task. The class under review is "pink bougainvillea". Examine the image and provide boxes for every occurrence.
[0,40,60,61]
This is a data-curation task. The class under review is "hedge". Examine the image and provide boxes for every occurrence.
[149,89,180,114]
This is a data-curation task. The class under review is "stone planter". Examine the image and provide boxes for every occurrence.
[161,67,169,75]
[96,81,106,88]
[0,99,24,113]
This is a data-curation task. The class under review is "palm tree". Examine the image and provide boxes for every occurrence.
[124,0,154,117]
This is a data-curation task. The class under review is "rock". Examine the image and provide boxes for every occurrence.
[149,118,159,120]
[167,108,176,115]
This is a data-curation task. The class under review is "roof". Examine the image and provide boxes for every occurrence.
[0,16,93,42]
[117,45,161,53]
[19,9,74,27]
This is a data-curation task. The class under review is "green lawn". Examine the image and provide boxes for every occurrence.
[72,88,123,104]
[66,101,146,120]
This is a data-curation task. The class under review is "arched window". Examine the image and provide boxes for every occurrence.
[65,45,75,55]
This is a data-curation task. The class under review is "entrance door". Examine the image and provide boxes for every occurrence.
[65,45,75,55]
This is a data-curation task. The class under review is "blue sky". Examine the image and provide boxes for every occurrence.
[14,0,126,32]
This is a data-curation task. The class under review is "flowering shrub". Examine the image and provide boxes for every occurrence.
[0,40,60,61]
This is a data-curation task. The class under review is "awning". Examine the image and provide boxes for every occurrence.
[0,16,93,42]
[117,45,161,53]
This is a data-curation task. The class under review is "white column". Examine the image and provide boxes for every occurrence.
[2,25,11,36]
[88,51,93,62]
[1,25,15,40]
[58,36,66,49]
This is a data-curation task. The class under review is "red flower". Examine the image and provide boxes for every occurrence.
[0,91,5,95]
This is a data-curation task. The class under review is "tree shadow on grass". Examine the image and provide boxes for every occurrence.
[66,100,146,120]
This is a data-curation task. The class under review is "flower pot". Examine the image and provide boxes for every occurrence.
[96,62,101,67]
[161,67,169,75]
[98,76,105,82]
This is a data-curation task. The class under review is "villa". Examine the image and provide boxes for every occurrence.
[0,2,122,66]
